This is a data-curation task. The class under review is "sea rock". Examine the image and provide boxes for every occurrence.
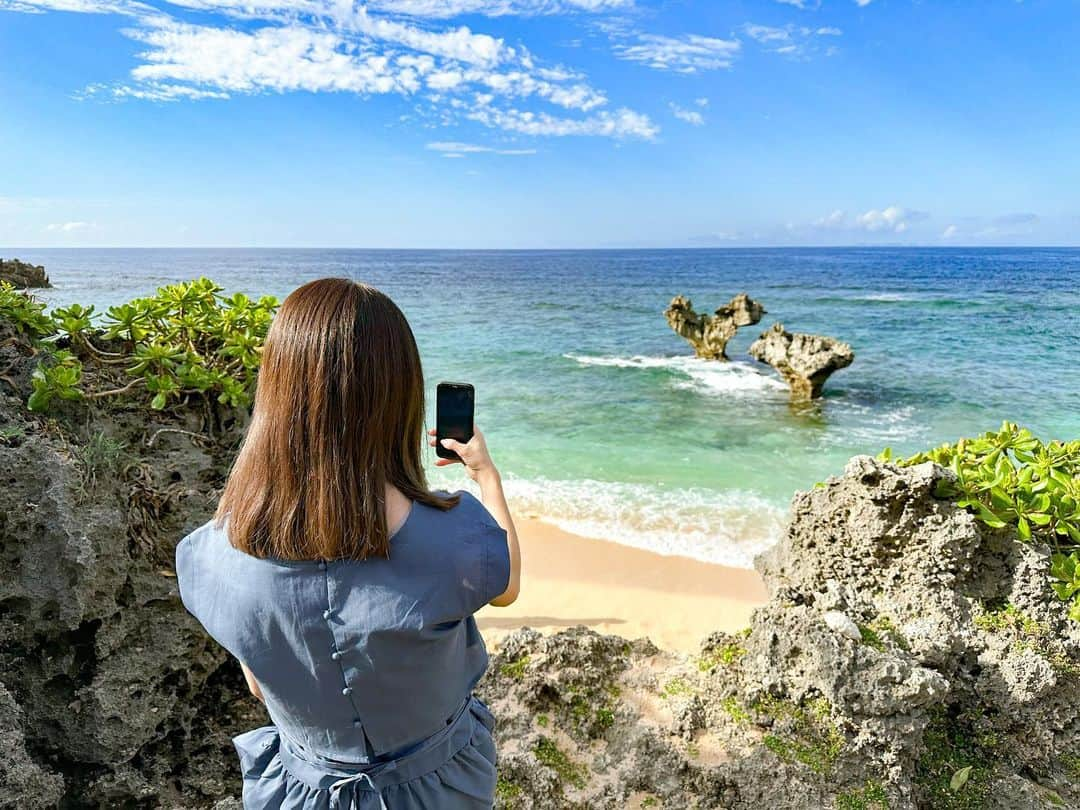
[0,258,51,289]
[664,293,765,360]
[748,321,854,399]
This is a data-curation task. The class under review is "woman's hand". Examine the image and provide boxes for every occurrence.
[427,427,499,483]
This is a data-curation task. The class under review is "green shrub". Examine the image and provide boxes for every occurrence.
[883,423,1080,621]
[0,278,277,415]
[0,281,55,337]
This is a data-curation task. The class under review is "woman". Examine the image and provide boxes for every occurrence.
[175,278,521,809]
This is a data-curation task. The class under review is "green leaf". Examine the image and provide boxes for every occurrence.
[1017,516,1031,541]
[1052,581,1080,601]
[1050,553,1077,583]
[27,389,50,412]
[150,392,168,410]
[950,765,973,792]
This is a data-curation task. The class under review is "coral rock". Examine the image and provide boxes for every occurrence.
[664,293,765,360]
[748,321,854,399]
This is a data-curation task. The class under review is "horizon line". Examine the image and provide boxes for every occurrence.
[6,244,1080,252]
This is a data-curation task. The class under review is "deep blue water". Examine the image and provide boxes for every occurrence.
[10,247,1080,566]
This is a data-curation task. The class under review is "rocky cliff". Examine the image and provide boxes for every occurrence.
[1,315,1077,809]
[482,456,1080,809]
[0,318,262,809]
[0,259,51,289]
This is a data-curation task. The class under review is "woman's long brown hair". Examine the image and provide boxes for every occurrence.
[215,278,458,560]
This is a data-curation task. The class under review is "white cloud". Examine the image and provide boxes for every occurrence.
[855,0,873,6]
[855,206,927,234]
[774,0,820,8]
[694,96,708,107]
[744,22,840,58]
[467,105,658,139]
[426,140,537,155]
[367,0,633,16]
[941,224,958,239]
[0,0,149,13]
[127,22,422,95]
[45,221,93,232]
[744,24,790,44]
[814,209,846,228]
[3,0,655,140]
[669,102,704,126]
[614,33,740,73]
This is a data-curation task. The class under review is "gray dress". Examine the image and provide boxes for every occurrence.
[175,491,511,810]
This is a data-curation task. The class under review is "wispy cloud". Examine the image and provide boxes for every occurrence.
[426,140,537,156]
[669,102,704,125]
[45,221,94,232]
[774,0,820,9]
[744,22,841,58]
[467,105,658,138]
[3,0,657,140]
[613,33,740,73]
[367,0,633,17]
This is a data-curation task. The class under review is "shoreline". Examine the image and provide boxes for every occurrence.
[476,517,769,654]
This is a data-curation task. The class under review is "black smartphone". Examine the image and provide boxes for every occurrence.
[436,382,475,460]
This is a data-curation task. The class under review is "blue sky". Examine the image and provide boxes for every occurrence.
[1,0,1078,248]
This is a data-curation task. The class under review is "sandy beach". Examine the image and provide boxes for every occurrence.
[476,518,768,654]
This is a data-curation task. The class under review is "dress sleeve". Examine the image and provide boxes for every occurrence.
[457,492,511,615]
[174,532,200,621]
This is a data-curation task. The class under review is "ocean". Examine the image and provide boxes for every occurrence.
[12,247,1080,568]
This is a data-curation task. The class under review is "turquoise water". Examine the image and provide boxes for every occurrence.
[13,248,1080,567]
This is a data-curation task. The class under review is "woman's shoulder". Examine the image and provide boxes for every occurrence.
[177,517,229,568]
[174,518,228,609]
[424,489,501,532]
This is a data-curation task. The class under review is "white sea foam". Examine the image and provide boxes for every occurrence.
[564,353,787,396]
[855,292,912,302]
[826,403,928,446]
[429,470,787,569]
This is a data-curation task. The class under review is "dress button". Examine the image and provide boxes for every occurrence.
[331,651,342,661]
[317,561,327,571]
[322,609,332,620]
[342,687,352,696]
[353,719,362,728]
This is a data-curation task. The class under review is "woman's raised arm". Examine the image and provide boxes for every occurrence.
[430,427,521,607]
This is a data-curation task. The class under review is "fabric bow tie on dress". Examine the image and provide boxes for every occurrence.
[328,770,388,810]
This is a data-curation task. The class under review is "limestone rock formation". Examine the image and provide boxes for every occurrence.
[0,318,261,807]
[748,321,853,399]
[664,293,765,360]
[0,258,51,288]
[479,456,1080,809]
